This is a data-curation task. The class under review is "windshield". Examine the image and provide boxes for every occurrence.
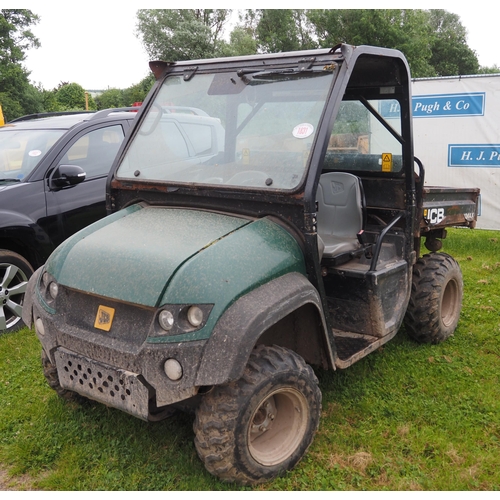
[117,68,335,190]
[0,128,64,180]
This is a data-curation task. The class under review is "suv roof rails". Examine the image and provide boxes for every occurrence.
[90,107,141,120]
[9,111,93,123]
[9,107,140,124]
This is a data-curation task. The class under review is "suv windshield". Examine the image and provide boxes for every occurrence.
[117,69,335,190]
[0,128,65,180]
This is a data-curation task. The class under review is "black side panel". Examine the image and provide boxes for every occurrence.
[324,260,410,338]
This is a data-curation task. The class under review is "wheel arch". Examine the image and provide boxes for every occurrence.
[21,265,42,330]
[195,272,333,387]
[0,215,53,270]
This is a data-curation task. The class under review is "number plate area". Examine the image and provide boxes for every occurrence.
[54,348,150,420]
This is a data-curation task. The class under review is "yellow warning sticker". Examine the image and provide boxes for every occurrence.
[94,305,115,331]
[242,148,250,165]
[382,153,393,172]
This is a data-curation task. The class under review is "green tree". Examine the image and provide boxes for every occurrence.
[134,9,482,79]
[36,86,63,112]
[255,9,317,53]
[55,82,96,111]
[0,9,41,120]
[95,88,125,110]
[220,26,258,57]
[0,64,30,119]
[478,65,500,74]
[427,10,479,76]
[94,74,155,111]
[0,9,40,64]
[136,9,232,61]
[308,9,435,77]
[228,10,316,54]
[122,73,155,106]
[306,9,479,78]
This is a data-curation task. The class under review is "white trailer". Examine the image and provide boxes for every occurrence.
[411,74,500,230]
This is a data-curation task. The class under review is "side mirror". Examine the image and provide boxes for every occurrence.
[50,164,86,189]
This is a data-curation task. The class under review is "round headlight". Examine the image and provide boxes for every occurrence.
[159,310,174,331]
[164,358,183,381]
[35,317,45,336]
[187,306,203,327]
[49,282,59,300]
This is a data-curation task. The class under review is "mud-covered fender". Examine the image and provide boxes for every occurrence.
[21,266,42,328]
[195,272,331,386]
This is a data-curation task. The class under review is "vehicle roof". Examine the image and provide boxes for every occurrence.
[2,113,96,130]
[149,47,337,79]
[3,109,138,131]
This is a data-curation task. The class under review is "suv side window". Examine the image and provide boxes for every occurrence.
[159,122,189,159]
[60,125,124,178]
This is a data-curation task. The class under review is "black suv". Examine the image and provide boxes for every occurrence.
[0,108,137,333]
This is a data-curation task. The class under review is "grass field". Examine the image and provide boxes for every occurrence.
[0,228,498,491]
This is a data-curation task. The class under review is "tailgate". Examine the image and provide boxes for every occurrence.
[421,186,480,232]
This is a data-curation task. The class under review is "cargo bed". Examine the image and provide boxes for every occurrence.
[421,185,480,231]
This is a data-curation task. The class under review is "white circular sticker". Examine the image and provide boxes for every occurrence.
[292,123,314,139]
[28,150,42,157]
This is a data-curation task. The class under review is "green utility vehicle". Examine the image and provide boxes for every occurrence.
[23,44,479,484]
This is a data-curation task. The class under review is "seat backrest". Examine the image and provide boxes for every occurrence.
[316,172,364,240]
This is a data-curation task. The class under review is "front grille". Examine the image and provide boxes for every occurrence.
[54,348,150,420]
[59,287,154,347]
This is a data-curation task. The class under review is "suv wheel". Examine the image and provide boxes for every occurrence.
[0,250,34,334]
[404,252,463,344]
[194,344,322,484]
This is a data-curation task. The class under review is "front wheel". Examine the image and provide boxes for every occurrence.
[404,252,463,344]
[194,345,322,484]
[0,250,34,334]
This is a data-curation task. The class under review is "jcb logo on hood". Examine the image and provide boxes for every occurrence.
[94,305,115,331]
[424,208,445,224]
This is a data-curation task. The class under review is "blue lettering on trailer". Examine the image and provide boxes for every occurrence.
[448,144,500,167]
[412,93,485,118]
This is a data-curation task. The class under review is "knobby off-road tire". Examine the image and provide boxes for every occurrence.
[0,250,34,334]
[404,252,463,344]
[42,349,82,402]
[193,344,322,484]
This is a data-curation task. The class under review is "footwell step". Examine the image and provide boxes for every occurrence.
[334,335,372,361]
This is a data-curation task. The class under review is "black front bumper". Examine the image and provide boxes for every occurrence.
[27,270,209,421]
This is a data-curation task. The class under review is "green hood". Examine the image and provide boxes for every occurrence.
[46,205,250,307]
[46,205,307,343]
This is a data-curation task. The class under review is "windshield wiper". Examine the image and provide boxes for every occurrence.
[237,57,330,82]
[238,67,294,78]
[237,67,331,86]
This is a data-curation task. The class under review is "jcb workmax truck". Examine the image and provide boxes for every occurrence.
[23,44,479,484]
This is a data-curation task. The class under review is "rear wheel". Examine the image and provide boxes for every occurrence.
[193,344,322,484]
[404,252,463,344]
[0,250,33,334]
